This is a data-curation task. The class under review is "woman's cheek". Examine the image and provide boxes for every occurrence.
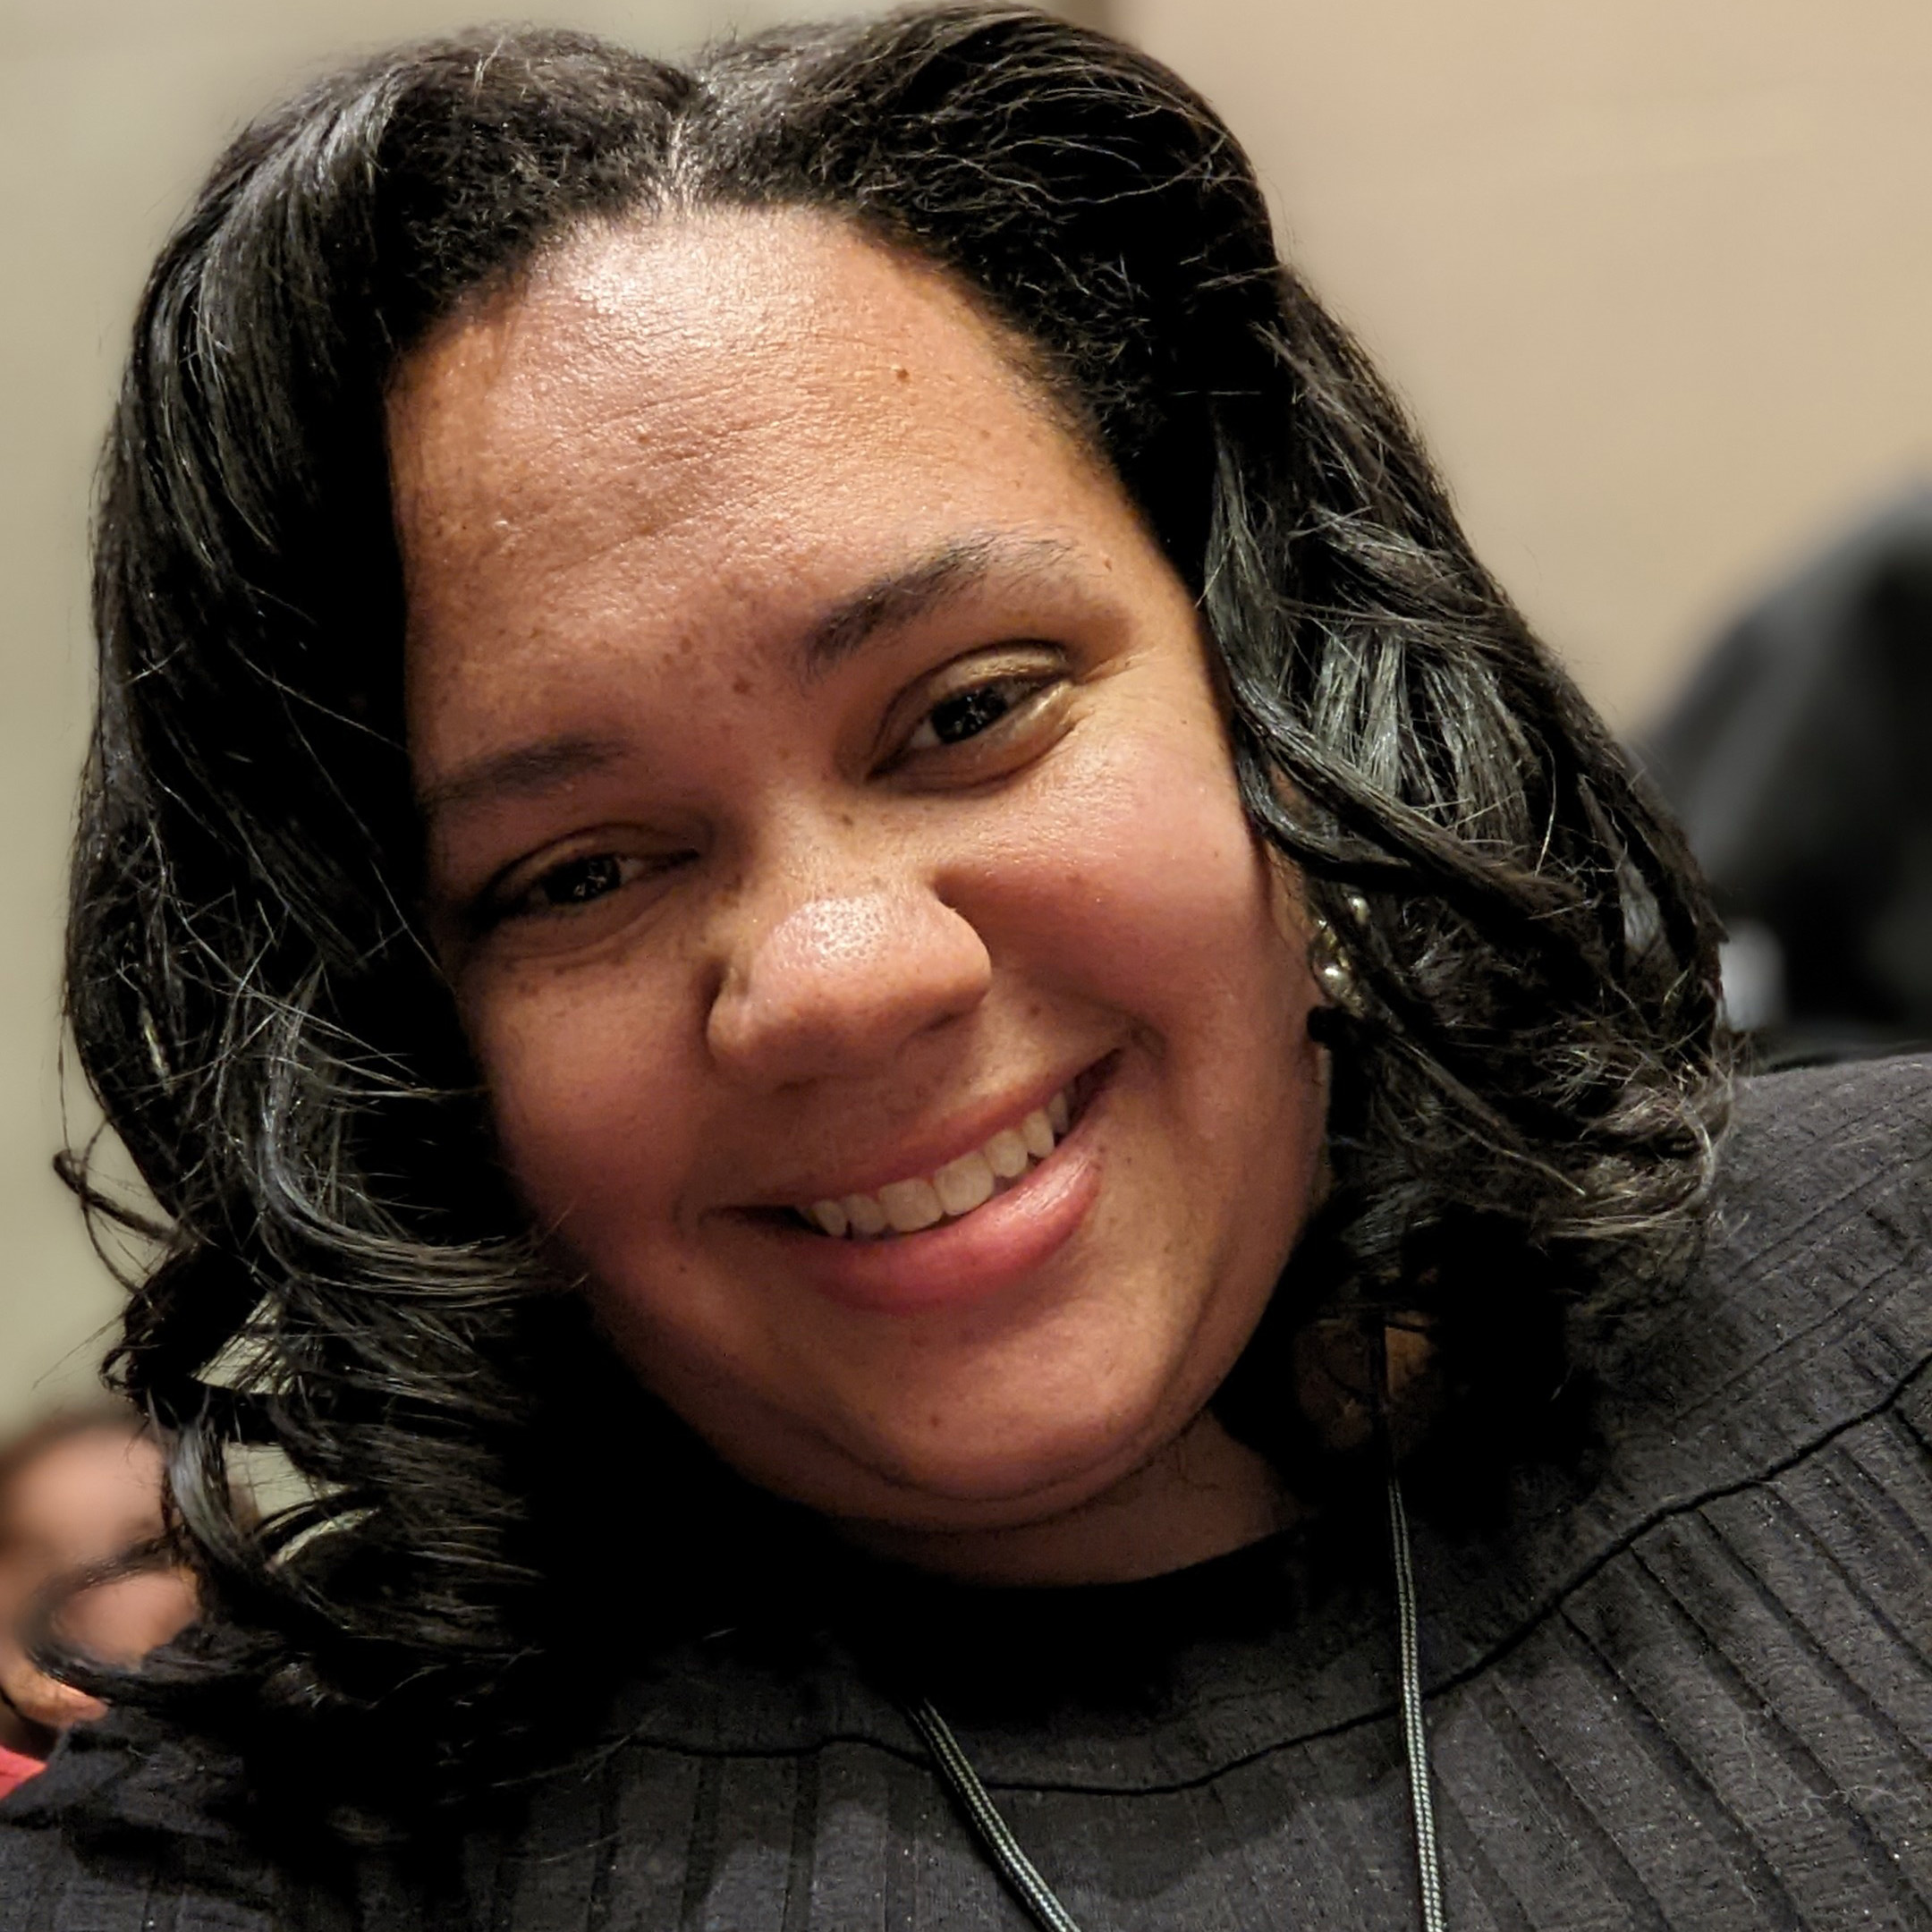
[988,714,1289,1010]
[466,963,687,1231]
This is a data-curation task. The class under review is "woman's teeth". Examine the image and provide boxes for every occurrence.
[805,1088,1072,1240]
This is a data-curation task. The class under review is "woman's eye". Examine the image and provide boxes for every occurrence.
[483,849,674,928]
[531,854,631,909]
[904,676,1037,753]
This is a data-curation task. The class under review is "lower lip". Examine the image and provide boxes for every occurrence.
[775,1080,1109,1316]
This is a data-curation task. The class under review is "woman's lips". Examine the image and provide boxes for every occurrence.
[801,1083,1072,1237]
[766,1059,1114,1315]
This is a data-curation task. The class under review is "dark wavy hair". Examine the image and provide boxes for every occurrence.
[63,2,1726,1824]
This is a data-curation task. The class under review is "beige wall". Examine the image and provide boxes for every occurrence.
[4,0,1928,1430]
[1124,0,1932,729]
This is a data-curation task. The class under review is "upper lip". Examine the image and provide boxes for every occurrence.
[727,1059,1101,1210]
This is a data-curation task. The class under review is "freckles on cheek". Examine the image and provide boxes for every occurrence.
[1040,733,1275,974]
[466,974,674,1225]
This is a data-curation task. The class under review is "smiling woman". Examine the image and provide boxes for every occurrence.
[396,211,1325,1570]
[3,7,1928,1930]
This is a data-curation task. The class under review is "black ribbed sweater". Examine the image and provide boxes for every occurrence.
[4,1055,1928,1929]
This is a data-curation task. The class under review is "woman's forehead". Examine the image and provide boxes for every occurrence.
[387,208,1058,556]
[390,207,1142,770]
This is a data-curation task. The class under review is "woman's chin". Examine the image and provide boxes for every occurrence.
[831,1407,1162,1531]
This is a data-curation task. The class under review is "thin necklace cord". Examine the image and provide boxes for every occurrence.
[899,1693,1086,1932]
[901,1465,1449,1932]
[1387,1467,1448,1932]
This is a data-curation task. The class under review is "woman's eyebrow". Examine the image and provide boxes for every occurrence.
[798,533,1077,682]
[421,535,1079,820]
[419,732,629,822]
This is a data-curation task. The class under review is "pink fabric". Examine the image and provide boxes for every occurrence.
[0,1741,44,1801]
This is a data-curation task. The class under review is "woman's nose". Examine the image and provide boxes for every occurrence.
[707,887,993,1085]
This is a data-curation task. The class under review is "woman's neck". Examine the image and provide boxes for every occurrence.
[836,1412,1302,1588]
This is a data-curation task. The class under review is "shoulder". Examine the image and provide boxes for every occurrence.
[1612,1050,1930,1451]
[0,1705,277,1930]
[1716,1048,1930,1226]
[1422,1053,1930,1665]
[1401,1057,1932,1921]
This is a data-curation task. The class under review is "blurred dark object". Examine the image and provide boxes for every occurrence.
[1640,487,1932,1065]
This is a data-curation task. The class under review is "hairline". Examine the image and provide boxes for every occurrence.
[389,193,1118,506]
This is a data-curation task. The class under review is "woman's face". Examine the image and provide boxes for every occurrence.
[394,210,1329,1563]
